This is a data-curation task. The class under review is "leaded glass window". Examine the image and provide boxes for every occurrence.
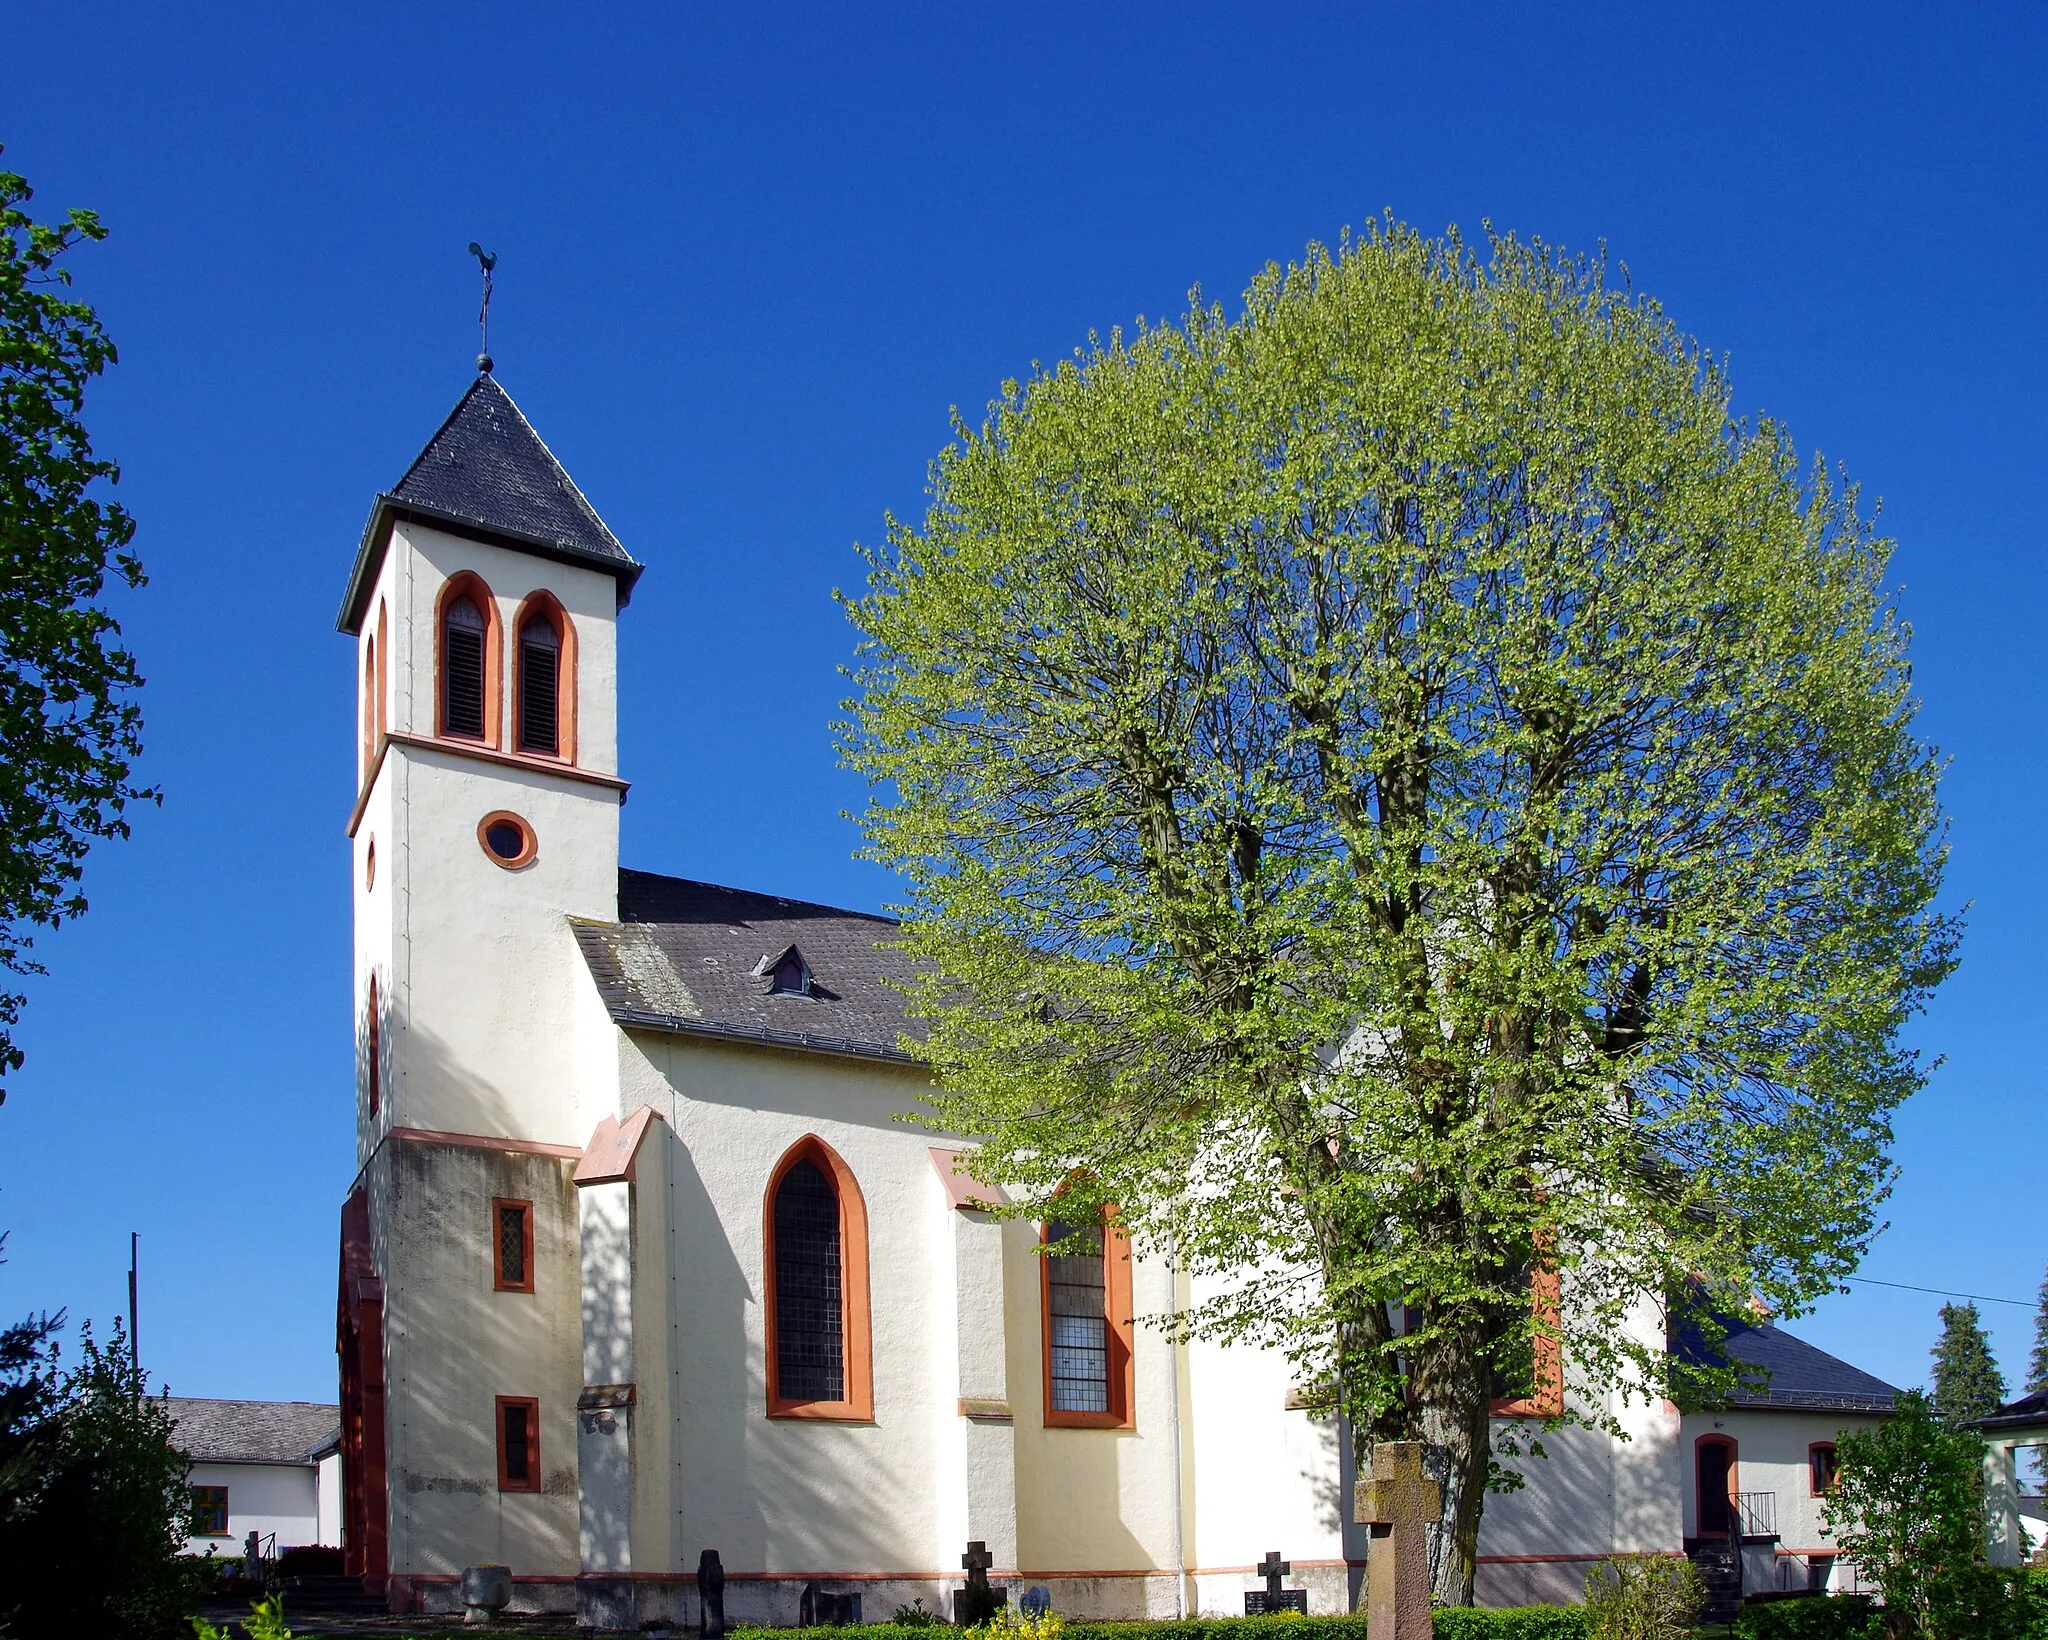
[774,1158,844,1401]
[1047,1218,1109,1413]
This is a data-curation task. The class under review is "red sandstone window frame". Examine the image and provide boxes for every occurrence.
[1038,1195,1135,1431]
[476,810,538,870]
[435,572,502,747]
[365,974,381,1119]
[511,590,577,764]
[361,635,378,781]
[493,1198,535,1293]
[1808,1441,1839,1496]
[762,1135,874,1422]
[496,1395,540,1492]
[1488,1260,1564,1418]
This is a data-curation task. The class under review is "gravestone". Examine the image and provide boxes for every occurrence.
[1244,1549,1309,1615]
[697,1548,726,1639]
[1355,1442,1441,1640]
[799,1581,862,1626]
[1020,1587,1052,1618]
[953,1540,1009,1626]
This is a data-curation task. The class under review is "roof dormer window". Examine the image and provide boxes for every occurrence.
[755,945,812,997]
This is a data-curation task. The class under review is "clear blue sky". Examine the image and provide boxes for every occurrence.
[2,3,2041,1405]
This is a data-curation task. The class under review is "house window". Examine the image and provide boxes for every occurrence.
[1039,1204,1134,1428]
[365,975,380,1119]
[191,1485,229,1536]
[494,1199,534,1293]
[496,1395,540,1492]
[1809,1442,1839,1495]
[764,1136,873,1420]
[517,616,560,754]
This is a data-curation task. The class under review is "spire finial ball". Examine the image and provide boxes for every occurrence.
[477,353,494,375]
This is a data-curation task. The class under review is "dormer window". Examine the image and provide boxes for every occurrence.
[754,945,812,997]
[443,596,487,739]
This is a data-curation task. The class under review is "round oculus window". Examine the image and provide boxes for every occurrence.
[477,811,537,869]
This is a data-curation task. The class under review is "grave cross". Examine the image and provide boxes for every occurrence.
[1259,1552,1292,1600]
[1355,1441,1442,1640]
[958,1539,1005,1626]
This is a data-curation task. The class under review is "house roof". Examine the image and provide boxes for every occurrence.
[572,870,927,1066]
[166,1398,340,1467]
[1971,1389,2048,1434]
[1676,1316,1899,1414]
[337,372,643,634]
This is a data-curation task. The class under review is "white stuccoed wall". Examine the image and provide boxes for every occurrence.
[184,1462,320,1555]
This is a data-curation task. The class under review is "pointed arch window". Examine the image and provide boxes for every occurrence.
[518,617,559,754]
[511,593,576,762]
[361,637,378,780]
[1040,1200,1134,1428]
[764,1137,872,1420]
[443,597,486,739]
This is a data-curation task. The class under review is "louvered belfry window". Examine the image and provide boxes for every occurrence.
[443,597,486,739]
[518,616,560,754]
[773,1159,844,1401]
[1047,1218,1110,1412]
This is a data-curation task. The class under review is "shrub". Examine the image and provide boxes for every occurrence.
[1580,1557,1702,1640]
[738,1612,1585,1640]
[1734,1597,1879,1640]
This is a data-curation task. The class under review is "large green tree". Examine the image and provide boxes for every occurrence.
[1931,1301,2006,1429]
[842,223,1957,1603]
[0,152,150,1103]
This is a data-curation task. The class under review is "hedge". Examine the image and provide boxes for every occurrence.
[1732,1598,1879,1640]
[736,1612,1585,1640]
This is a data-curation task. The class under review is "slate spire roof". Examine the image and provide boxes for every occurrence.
[338,371,643,633]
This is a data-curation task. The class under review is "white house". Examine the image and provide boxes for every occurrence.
[331,367,1896,1625]
[169,1398,342,1557]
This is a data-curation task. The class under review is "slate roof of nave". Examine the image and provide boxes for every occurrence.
[571,869,926,1066]
[1676,1316,1899,1414]
[165,1398,340,1467]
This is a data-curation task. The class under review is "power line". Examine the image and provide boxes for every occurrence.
[1841,1275,2032,1309]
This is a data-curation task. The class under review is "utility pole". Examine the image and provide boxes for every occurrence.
[128,1232,139,1377]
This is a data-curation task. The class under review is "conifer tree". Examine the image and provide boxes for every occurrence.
[2030,1265,2048,1396]
[1930,1302,2005,1428]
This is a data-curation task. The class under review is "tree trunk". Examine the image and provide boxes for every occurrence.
[1409,1324,1495,1607]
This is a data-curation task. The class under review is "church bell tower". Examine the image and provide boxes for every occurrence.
[333,366,643,1592]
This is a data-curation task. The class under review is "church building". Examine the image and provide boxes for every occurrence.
[333,368,1896,1625]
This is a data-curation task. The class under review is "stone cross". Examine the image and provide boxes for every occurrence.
[959,1539,1004,1626]
[697,1548,726,1639]
[1355,1442,1441,1640]
[1259,1552,1292,1600]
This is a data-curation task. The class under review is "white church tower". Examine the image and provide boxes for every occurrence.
[334,366,642,1588]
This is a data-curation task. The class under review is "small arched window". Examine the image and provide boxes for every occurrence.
[518,615,560,754]
[443,597,487,740]
[365,974,381,1119]
[764,1137,872,1420]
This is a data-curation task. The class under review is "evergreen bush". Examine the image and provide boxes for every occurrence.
[738,1610,1587,1640]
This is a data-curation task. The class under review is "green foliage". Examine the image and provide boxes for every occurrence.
[2031,1267,2048,1397]
[1734,1596,1880,1640]
[894,1601,948,1627]
[843,217,1958,1603]
[1931,1302,2006,1428]
[1579,1556,1701,1639]
[739,1614,1585,1640]
[0,150,152,1104]
[0,1315,199,1638]
[1820,1389,1994,1638]
[191,1596,294,1640]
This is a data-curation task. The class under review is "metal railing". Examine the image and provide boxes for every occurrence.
[1736,1491,1776,1538]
